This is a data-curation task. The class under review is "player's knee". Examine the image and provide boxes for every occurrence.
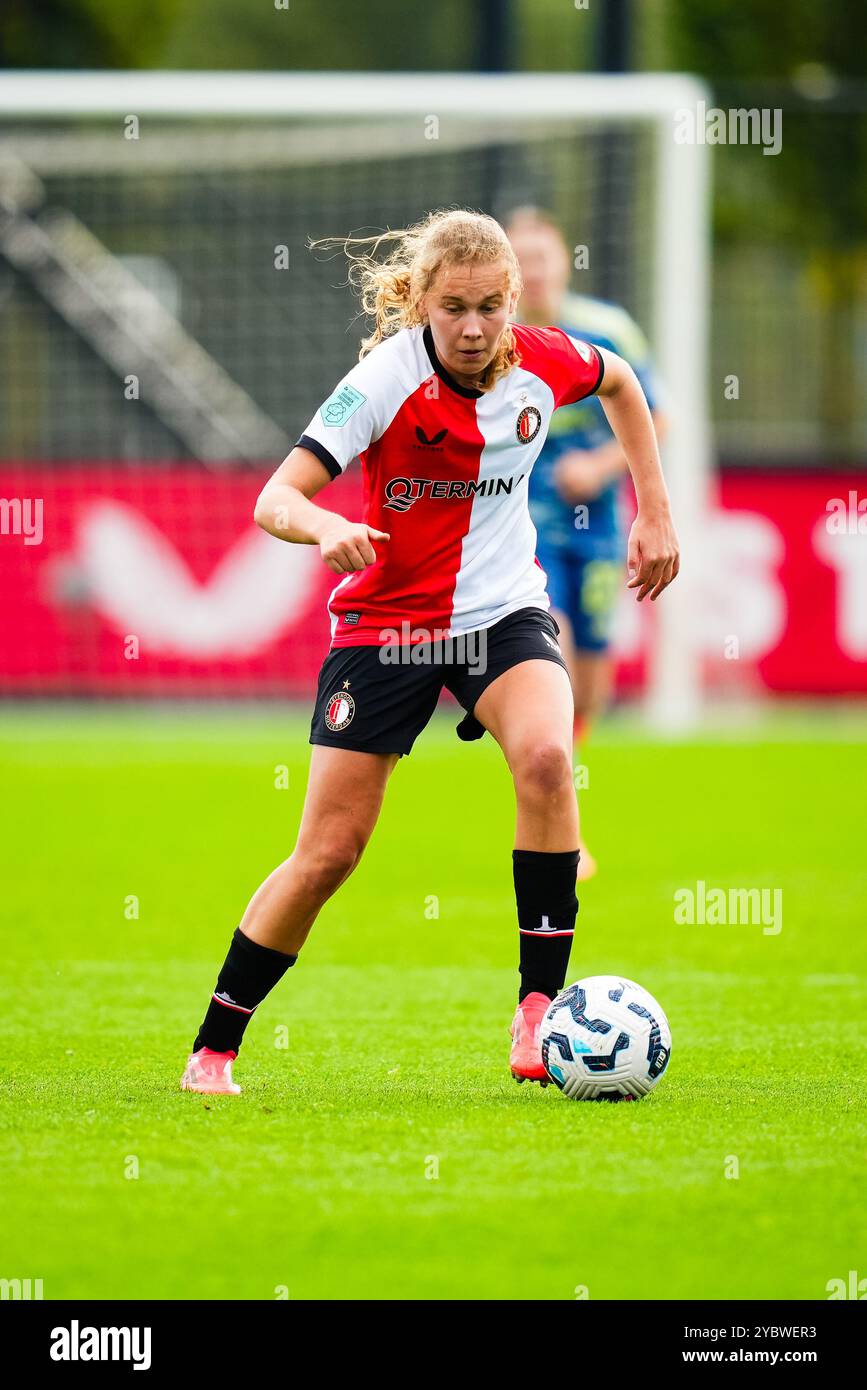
[298,838,365,896]
[513,741,573,800]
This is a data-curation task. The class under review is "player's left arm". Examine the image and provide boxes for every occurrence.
[594,347,679,602]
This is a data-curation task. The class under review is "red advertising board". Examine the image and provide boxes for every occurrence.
[1,466,865,696]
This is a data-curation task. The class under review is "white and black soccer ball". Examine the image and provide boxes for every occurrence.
[540,976,672,1101]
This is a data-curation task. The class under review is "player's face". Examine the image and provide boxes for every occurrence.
[424,262,518,387]
[507,223,570,324]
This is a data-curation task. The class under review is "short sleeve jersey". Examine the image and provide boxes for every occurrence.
[297,322,604,647]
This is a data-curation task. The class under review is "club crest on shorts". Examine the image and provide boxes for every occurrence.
[324,690,356,731]
[515,405,542,444]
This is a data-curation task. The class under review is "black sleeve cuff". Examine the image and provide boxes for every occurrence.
[296,434,342,480]
[588,344,605,396]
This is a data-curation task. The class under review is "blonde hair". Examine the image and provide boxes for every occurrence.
[310,208,523,391]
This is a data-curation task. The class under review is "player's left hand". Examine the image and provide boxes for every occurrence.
[626,509,680,602]
[552,450,607,503]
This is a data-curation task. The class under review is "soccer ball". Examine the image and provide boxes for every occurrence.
[540,975,671,1101]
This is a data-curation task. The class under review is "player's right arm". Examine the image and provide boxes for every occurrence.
[255,349,401,573]
[253,446,390,575]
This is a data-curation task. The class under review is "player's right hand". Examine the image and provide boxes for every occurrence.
[318,521,390,574]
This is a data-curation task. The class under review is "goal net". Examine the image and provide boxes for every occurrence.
[0,73,710,720]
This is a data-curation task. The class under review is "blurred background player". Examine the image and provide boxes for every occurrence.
[506,207,669,879]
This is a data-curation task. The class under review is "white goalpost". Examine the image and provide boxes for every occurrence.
[0,71,712,729]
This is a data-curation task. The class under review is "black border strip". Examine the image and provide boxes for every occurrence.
[587,343,605,397]
[296,434,342,480]
[422,325,483,399]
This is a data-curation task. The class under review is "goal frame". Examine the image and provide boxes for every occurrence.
[1,70,712,730]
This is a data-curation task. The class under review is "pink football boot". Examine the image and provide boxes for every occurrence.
[509,992,552,1085]
[180,1046,241,1095]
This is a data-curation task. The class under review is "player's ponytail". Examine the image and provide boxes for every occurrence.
[309,209,523,391]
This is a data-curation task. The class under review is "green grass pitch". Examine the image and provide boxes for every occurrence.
[1,705,865,1301]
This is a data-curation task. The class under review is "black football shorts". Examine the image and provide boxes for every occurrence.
[309,605,569,757]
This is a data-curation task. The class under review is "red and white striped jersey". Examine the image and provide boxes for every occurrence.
[297,323,604,647]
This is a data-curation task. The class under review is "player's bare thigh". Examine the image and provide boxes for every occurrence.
[473,657,574,766]
[472,659,578,850]
[294,744,400,869]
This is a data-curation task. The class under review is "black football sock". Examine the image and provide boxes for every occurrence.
[192,927,297,1055]
[513,848,580,1003]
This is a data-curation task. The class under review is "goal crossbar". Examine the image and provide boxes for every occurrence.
[1,70,712,730]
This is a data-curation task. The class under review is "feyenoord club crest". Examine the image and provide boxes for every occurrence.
[324,690,356,731]
[515,405,542,444]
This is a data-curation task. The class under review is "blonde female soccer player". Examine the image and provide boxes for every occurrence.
[181,208,679,1095]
